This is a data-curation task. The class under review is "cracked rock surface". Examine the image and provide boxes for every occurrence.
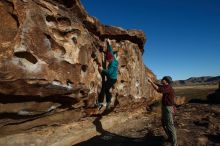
[0,0,160,144]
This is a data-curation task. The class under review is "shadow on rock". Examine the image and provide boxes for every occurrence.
[206,134,220,143]
[188,98,208,104]
[207,88,220,104]
[188,84,220,104]
[0,93,78,108]
[75,134,164,146]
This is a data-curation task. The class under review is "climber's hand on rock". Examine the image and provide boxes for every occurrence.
[106,39,111,45]
[98,66,103,72]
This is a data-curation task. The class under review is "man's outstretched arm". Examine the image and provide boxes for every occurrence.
[148,78,160,92]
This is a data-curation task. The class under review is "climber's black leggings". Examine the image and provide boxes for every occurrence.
[98,78,117,104]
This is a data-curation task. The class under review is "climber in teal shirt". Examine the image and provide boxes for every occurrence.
[102,42,118,79]
[98,39,118,110]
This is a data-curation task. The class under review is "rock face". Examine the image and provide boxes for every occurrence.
[0,0,157,98]
[0,0,159,143]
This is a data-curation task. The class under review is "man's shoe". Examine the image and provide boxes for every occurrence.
[96,101,103,110]
[106,102,111,110]
[98,104,103,111]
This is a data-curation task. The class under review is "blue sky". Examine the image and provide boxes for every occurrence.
[81,0,220,80]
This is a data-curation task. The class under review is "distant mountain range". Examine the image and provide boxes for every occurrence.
[173,76,220,86]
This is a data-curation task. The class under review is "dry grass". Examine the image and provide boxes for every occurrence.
[174,84,218,101]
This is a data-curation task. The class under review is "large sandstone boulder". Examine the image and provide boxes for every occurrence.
[0,0,160,143]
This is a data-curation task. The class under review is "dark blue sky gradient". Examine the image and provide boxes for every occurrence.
[81,0,220,80]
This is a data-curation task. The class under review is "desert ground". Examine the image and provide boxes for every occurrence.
[75,84,220,146]
[174,84,218,101]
